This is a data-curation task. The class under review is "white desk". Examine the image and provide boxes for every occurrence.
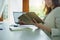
[0,21,51,40]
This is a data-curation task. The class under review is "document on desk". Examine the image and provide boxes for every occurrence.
[9,25,38,31]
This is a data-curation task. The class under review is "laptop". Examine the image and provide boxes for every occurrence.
[13,12,25,23]
[12,12,25,27]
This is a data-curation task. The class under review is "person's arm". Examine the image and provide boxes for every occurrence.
[33,19,51,33]
[35,23,60,37]
[33,18,60,37]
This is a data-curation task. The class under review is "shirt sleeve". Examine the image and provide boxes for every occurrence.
[51,28,60,37]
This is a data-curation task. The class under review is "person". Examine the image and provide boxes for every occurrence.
[19,0,60,40]
[32,0,60,40]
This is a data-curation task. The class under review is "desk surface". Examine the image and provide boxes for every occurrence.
[0,21,51,40]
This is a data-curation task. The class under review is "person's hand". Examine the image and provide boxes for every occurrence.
[32,19,44,29]
[19,20,26,25]
[32,19,40,28]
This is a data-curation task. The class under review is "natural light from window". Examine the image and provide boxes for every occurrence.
[29,0,45,19]
[8,0,22,24]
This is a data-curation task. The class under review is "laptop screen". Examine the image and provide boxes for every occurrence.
[13,12,26,24]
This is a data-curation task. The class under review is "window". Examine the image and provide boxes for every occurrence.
[8,0,22,24]
[3,0,8,20]
[29,0,45,19]
[0,0,8,21]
